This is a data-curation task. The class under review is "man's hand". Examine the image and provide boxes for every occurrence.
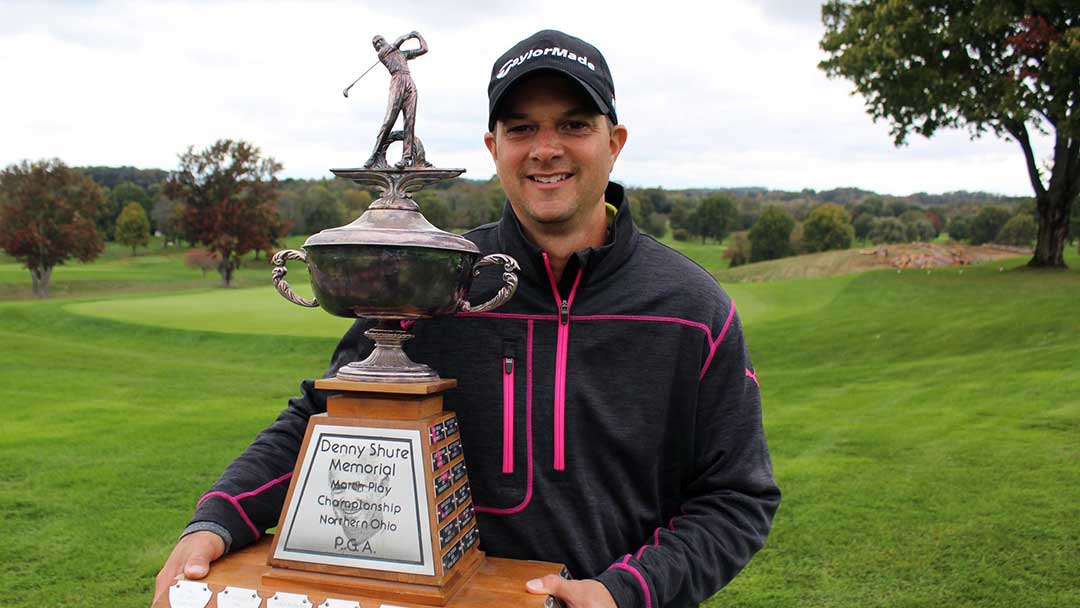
[151,531,226,606]
[526,575,617,608]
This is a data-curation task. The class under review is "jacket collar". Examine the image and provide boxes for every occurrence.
[496,182,640,293]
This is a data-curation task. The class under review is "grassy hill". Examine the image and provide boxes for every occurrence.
[0,244,1077,607]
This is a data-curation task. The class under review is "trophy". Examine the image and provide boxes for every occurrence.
[159,31,566,608]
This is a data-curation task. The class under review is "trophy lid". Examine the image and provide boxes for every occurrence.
[305,167,480,254]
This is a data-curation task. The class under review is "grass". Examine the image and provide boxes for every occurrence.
[0,242,1078,607]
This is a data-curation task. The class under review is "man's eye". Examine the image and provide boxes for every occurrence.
[506,125,533,134]
[563,121,590,131]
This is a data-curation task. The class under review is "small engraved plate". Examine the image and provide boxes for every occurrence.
[560,565,571,579]
[434,471,452,496]
[442,540,463,571]
[217,586,262,608]
[451,461,467,482]
[453,483,471,504]
[444,416,459,437]
[447,439,463,460]
[457,501,474,527]
[437,494,456,522]
[168,580,212,608]
[431,447,449,471]
[318,600,361,608]
[462,525,479,551]
[439,518,460,548]
[545,596,568,608]
[427,421,444,444]
[268,591,312,607]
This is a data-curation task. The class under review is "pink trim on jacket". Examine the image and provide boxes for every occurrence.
[476,320,535,515]
[196,472,292,540]
[608,557,653,608]
[502,357,515,474]
[746,367,760,387]
[698,301,737,381]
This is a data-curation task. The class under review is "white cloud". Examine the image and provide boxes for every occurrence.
[0,0,1053,196]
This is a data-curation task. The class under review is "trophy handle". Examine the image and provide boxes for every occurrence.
[458,254,520,313]
[271,249,319,308]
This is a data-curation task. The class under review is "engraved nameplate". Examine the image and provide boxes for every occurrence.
[267,591,312,607]
[434,470,452,496]
[274,424,434,575]
[318,600,361,608]
[217,586,262,608]
[451,460,467,482]
[447,439,463,460]
[453,483,471,504]
[462,524,479,551]
[168,581,212,608]
[437,494,457,522]
[444,416,459,437]
[428,422,445,444]
[431,447,449,471]
[457,501,475,528]
[439,518,460,548]
[442,540,463,571]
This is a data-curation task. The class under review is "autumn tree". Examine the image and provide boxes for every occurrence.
[163,140,283,287]
[0,159,106,297]
[821,1,1079,267]
[116,202,151,255]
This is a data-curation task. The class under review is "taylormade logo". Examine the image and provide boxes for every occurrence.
[496,46,595,79]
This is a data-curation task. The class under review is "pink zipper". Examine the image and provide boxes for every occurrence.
[502,356,515,474]
[541,252,583,471]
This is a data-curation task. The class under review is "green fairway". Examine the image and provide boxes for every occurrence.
[0,246,1078,607]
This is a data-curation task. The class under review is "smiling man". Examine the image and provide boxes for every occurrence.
[154,30,779,608]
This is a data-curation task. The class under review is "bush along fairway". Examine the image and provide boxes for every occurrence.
[0,249,1077,607]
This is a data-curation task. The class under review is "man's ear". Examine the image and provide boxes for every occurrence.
[484,131,498,162]
[608,124,628,167]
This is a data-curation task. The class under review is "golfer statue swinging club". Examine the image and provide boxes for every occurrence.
[363,31,429,169]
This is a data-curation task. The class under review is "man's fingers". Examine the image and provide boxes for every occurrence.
[525,574,567,595]
[184,554,211,579]
[151,532,225,606]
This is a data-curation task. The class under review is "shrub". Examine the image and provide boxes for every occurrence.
[802,203,855,252]
[970,206,1012,245]
[870,217,907,244]
[906,219,936,242]
[725,232,752,268]
[185,248,220,277]
[853,214,875,240]
[749,204,795,262]
[673,228,691,242]
[996,214,1037,246]
[947,215,973,242]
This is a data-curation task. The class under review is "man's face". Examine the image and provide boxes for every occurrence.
[485,74,627,234]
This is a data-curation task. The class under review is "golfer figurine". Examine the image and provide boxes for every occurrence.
[364,31,428,169]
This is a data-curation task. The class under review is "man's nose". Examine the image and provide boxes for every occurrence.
[530,128,563,163]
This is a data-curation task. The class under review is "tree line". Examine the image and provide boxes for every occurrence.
[2,142,1077,296]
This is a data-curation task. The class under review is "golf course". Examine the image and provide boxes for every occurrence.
[0,240,1077,607]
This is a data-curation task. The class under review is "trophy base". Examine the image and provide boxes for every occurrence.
[155,535,565,608]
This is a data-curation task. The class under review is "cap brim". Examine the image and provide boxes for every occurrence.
[488,64,612,131]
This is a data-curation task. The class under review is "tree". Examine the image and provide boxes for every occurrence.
[970,206,1014,244]
[152,196,185,248]
[302,184,346,233]
[116,202,150,255]
[821,1,1080,267]
[947,215,974,242]
[853,213,875,241]
[688,194,737,243]
[997,213,1038,246]
[163,140,283,287]
[184,248,220,277]
[0,159,106,297]
[725,231,752,268]
[749,204,796,262]
[870,217,908,244]
[801,203,855,252]
[907,219,937,243]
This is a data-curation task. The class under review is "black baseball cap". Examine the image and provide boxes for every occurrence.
[487,29,617,131]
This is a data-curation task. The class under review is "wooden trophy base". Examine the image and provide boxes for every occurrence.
[155,535,564,608]
[157,378,565,608]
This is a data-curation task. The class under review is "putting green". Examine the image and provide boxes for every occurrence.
[65,286,354,338]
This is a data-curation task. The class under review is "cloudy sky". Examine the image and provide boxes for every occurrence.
[0,0,1054,196]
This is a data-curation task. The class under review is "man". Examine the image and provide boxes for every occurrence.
[154,30,780,608]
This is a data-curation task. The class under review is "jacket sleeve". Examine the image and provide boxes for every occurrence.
[185,320,373,552]
[594,308,781,608]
